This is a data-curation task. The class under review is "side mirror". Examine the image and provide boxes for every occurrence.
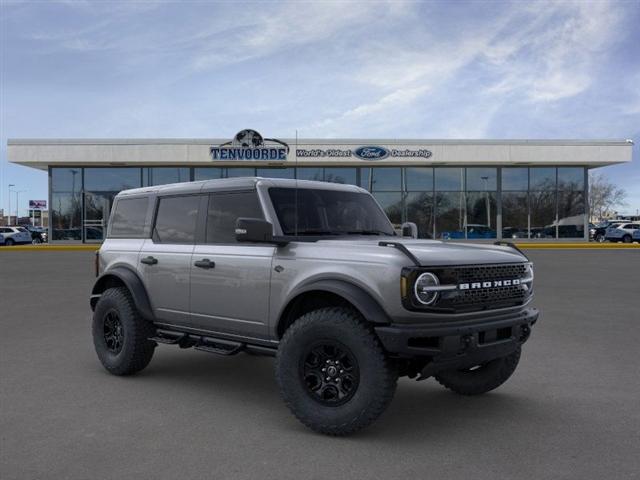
[401,222,418,239]
[235,218,274,243]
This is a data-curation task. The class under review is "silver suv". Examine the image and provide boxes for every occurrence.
[91,177,538,435]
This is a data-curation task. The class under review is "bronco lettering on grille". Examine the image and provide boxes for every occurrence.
[459,279,521,290]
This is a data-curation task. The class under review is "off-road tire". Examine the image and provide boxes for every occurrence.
[435,347,521,396]
[92,287,156,376]
[275,307,397,436]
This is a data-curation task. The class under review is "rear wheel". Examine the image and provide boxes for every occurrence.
[435,347,521,395]
[5,238,14,246]
[275,307,397,436]
[32,237,42,244]
[92,287,156,376]
[622,234,632,243]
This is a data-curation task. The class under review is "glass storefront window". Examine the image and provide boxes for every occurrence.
[502,168,528,191]
[51,192,82,240]
[144,167,190,186]
[435,168,464,191]
[530,190,556,238]
[466,168,497,191]
[51,168,82,193]
[530,168,556,191]
[194,168,223,181]
[557,190,585,238]
[466,192,497,238]
[296,168,323,181]
[405,168,433,191]
[360,168,371,190]
[226,168,256,178]
[371,168,402,191]
[372,192,402,227]
[558,167,584,190]
[502,192,528,239]
[84,168,141,192]
[256,168,295,179]
[435,192,465,239]
[324,168,357,185]
[405,192,434,239]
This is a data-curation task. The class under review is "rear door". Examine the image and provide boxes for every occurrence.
[139,194,204,326]
[189,190,274,339]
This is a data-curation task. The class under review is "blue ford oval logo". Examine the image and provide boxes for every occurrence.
[354,146,389,160]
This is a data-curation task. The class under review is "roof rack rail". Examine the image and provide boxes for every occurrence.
[378,241,421,266]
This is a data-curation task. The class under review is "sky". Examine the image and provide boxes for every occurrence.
[1,0,639,217]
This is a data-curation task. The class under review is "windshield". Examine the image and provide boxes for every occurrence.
[268,187,395,236]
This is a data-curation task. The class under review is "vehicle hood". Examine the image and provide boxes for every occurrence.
[315,238,528,266]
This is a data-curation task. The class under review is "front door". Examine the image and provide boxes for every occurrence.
[189,191,274,339]
[139,194,202,326]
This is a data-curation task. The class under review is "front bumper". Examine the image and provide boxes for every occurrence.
[375,307,539,377]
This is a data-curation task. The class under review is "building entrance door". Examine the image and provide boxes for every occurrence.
[83,192,112,242]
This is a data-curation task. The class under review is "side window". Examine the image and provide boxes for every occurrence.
[206,191,264,243]
[153,195,200,244]
[109,197,149,237]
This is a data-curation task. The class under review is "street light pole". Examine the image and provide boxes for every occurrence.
[15,190,26,225]
[8,184,15,225]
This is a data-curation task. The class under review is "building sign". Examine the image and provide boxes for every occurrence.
[210,129,289,161]
[29,209,43,218]
[29,200,47,209]
[296,146,433,160]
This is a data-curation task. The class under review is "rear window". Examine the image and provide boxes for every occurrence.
[109,197,149,238]
[17,227,28,232]
[153,195,200,244]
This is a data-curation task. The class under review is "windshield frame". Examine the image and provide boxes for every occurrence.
[265,186,396,239]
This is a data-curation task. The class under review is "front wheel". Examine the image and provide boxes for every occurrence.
[275,307,397,436]
[595,233,605,243]
[622,234,632,243]
[435,347,521,395]
[92,287,156,376]
[5,238,14,246]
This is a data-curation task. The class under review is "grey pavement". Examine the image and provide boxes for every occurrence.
[1,249,639,480]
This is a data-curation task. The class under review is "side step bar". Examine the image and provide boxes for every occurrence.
[148,329,277,357]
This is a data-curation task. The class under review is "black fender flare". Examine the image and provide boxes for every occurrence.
[90,266,155,321]
[280,279,391,327]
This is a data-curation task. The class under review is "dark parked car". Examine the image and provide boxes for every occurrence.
[20,225,48,244]
[591,221,626,242]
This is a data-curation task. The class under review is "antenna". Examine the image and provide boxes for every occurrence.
[294,129,299,237]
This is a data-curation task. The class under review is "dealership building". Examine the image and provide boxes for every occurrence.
[7,132,633,243]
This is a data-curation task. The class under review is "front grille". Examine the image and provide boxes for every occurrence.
[417,263,532,313]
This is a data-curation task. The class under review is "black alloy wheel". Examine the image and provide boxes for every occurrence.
[103,310,124,354]
[301,341,359,406]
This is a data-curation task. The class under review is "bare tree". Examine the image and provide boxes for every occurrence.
[589,172,627,221]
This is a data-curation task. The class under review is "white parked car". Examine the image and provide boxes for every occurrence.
[605,223,640,243]
[0,226,32,246]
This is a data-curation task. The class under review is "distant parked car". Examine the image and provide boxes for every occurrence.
[632,229,640,243]
[0,226,32,246]
[605,223,640,243]
[20,225,48,244]
[501,227,528,239]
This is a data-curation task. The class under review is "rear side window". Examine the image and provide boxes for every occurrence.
[110,197,149,237]
[206,191,264,243]
[154,195,200,244]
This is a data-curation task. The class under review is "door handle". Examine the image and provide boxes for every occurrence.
[194,259,215,269]
[141,256,158,265]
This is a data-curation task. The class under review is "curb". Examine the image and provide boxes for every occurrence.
[0,245,99,251]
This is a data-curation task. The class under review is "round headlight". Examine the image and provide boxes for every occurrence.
[414,272,440,305]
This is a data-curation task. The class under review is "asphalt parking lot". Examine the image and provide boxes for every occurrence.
[1,249,639,480]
